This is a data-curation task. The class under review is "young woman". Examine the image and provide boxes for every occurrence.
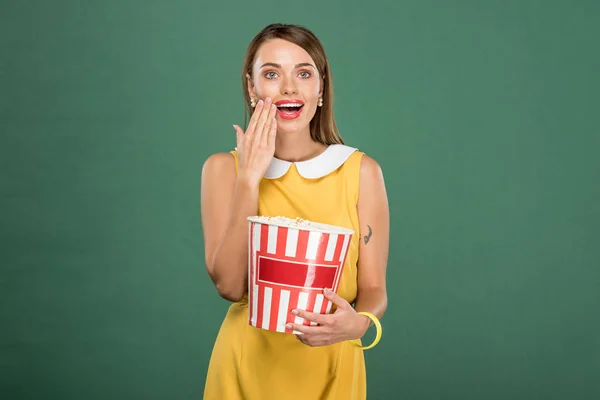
[201,23,389,400]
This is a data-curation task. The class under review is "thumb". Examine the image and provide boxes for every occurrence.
[233,124,244,145]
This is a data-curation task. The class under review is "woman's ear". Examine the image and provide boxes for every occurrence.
[246,73,256,98]
[318,75,326,98]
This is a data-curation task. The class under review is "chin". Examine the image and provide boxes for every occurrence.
[276,120,309,135]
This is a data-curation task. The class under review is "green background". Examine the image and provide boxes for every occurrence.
[1,0,599,399]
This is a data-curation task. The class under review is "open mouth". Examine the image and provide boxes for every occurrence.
[276,104,304,114]
[275,102,304,119]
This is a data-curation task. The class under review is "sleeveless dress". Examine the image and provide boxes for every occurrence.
[203,144,366,400]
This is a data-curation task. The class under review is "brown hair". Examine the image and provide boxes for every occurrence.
[241,23,344,145]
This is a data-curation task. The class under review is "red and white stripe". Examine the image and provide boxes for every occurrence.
[248,222,352,334]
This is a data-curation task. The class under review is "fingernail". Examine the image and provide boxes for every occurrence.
[286,324,292,329]
[324,288,331,294]
[291,309,298,315]
[258,100,263,106]
[265,97,271,104]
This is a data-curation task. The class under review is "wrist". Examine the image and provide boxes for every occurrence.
[349,312,383,350]
[358,313,371,337]
[235,173,260,192]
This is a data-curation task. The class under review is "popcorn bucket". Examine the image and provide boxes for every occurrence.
[247,216,354,334]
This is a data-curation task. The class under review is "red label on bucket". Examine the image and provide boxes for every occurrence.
[257,256,337,288]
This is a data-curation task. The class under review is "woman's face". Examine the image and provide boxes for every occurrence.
[248,39,323,135]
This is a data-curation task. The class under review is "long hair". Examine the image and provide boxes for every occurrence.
[241,23,344,145]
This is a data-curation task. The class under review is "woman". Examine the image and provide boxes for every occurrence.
[200,23,389,400]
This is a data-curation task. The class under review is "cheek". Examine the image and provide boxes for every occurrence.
[254,80,280,97]
[305,84,323,100]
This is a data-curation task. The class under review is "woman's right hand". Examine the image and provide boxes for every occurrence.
[233,97,278,187]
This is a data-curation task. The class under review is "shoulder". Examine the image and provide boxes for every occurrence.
[201,152,237,178]
[357,154,386,202]
[357,154,388,214]
[359,154,385,182]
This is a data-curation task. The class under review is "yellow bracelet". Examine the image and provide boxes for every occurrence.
[348,312,382,350]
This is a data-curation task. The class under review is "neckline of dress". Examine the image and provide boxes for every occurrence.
[264,144,357,179]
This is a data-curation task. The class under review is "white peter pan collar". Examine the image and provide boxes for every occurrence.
[264,144,357,179]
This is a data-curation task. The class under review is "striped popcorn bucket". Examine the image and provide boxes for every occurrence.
[247,216,354,334]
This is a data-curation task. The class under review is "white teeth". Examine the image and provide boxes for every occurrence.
[277,103,303,108]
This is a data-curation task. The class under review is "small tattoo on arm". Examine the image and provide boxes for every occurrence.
[364,225,373,244]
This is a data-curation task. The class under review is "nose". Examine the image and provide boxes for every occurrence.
[280,74,298,95]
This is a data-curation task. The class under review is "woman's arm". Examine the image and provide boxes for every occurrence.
[287,154,390,346]
[353,154,390,329]
[201,99,278,302]
[201,153,258,302]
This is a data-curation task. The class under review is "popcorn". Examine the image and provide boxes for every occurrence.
[247,216,354,235]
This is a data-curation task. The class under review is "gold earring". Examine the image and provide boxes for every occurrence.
[250,98,256,107]
[318,97,323,107]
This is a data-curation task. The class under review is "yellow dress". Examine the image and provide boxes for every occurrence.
[204,144,366,400]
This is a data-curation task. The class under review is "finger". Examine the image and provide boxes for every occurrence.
[296,334,311,346]
[286,322,315,335]
[233,124,243,147]
[245,99,264,135]
[252,98,271,148]
[267,116,277,149]
[292,309,328,325]
[261,104,276,149]
[252,97,272,148]
[297,335,326,347]
[323,288,349,310]
[259,104,275,149]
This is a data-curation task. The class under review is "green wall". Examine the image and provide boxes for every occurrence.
[1,1,599,399]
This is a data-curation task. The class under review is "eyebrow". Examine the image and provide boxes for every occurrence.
[260,62,316,70]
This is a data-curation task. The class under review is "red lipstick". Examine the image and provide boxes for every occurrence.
[274,99,305,120]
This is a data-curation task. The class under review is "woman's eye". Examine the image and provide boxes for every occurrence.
[264,71,310,79]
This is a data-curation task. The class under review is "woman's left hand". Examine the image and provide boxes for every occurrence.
[286,288,370,347]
